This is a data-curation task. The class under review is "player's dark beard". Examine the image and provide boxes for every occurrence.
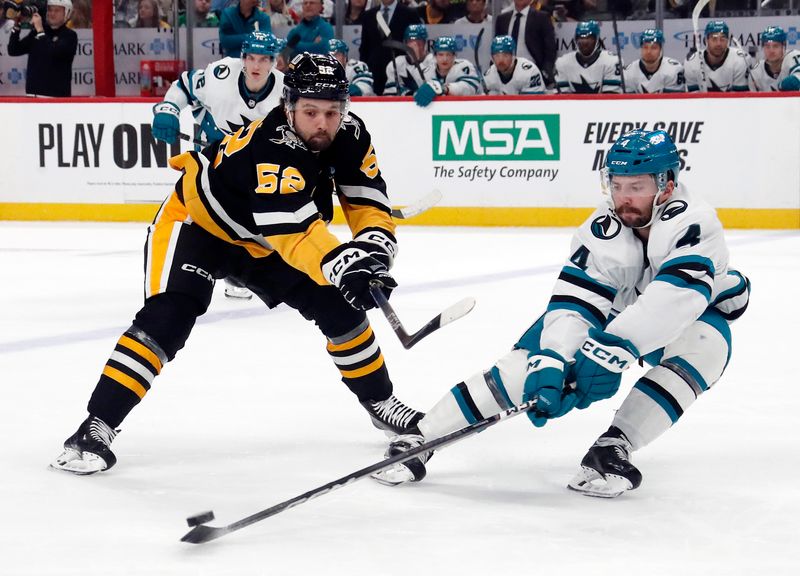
[616,206,650,228]
[306,131,334,151]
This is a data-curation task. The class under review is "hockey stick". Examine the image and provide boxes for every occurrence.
[179,131,209,147]
[692,0,711,93]
[473,26,488,93]
[390,189,442,220]
[180,398,538,544]
[369,282,475,349]
[610,8,626,93]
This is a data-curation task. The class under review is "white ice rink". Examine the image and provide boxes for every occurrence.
[1,222,798,576]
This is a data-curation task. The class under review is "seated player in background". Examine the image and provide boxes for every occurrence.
[51,53,423,475]
[684,20,749,92]
[623,28,685,93]
[483,35,545,95]
[555,20,623,94]
[749,26,800,92]
[372,130,750,499]
[414,35,483,107]
[152,30,283,300]
[383,23,436,96]
[328,38,375,97]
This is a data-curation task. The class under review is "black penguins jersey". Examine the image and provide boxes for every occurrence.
[167,106,395,286]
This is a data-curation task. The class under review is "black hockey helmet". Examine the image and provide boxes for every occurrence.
[283,52,349,103]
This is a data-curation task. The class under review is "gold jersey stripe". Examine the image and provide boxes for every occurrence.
[118,334,163,373]
[338,354,385,379]
[339,196,396,237]
[102,365,148,399]
[148,193,187,298]
[327,325,374,353]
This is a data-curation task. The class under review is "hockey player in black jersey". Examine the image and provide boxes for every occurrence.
[51,53,423,475]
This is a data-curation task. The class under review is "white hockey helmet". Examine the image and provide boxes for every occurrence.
[47,0,73,19]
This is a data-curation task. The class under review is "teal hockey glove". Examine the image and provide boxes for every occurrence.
[574,328,639,409]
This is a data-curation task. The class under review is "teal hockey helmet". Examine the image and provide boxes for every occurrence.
[241,31,279,57]
[575,20,601,39]
[602,130,681,227]
[404,24,428,42]
[433,36,457,54]
[761,25,787,45]
[328,38,349,56]
[640,28,664,46]
[491,35,516,55]
[704,20,730,38]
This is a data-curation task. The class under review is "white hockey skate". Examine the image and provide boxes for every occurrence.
[50,416,118,475]
[371,434,431,486]
[567,433,642,498]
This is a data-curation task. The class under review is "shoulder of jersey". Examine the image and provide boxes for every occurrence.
[656,189,720,233]
[207,57,242,80]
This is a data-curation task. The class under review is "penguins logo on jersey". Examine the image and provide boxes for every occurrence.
[660,200,688,221]
[270,125,308,150]
[591,214,622,239]
[340,115,361,139]
[214,65,231,80]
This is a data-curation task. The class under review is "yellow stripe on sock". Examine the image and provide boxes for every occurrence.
[339,355,385,379]
[118,335,163,373]
[102,365,148,399]
[327,326,374,353]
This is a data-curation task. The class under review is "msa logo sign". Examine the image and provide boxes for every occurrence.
[432,115,560,161]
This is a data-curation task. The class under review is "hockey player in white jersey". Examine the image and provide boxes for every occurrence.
[152,30,285,300]
[372,130,750,498]
[383,24,436,96]
[684,21,750,92]
[623,28,685,93]
[749,26,800,92]
[328,38,375,97]
[413,36,483,106]
[483,35,545,95]
[555,20,623,94]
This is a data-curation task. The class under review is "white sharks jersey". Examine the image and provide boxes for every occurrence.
[345,58,375,96]
[384,53,436,95]
[433,58,484,96]
[684,48,750,92]
[532,184,749,361]
[555,50,623,94]
[623,57,686,93]
[484,56,545,95]
[749,49,800,91]
[164,57,285,141]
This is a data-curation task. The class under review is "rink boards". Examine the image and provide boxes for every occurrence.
[0,93,797,228]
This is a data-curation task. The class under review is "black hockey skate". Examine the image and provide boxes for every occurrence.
[370,433,431,486]
[568,427,642,498]
[361,394,424,435]
[50,416,119,475]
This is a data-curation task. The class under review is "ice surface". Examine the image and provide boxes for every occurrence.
[1,222,798,575]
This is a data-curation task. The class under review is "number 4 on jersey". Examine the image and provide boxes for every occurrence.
[677,224,701,248]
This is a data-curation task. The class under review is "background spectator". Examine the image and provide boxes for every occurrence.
[179,0,220,26]
[360,0,422,94]
[454,0,491,24]
[288,0,333,20]
[115,0,138,27]
[345,0,371,25]
[496,0,555,87]
[68,0,91,28]
[418,0,455,23]
[285,0,334,57]
[130,0,172,28]
[267,0,300,27]
[219,0,271,57]
[7,0,78,97]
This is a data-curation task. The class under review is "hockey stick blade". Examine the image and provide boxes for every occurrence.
[369,284,475,349]
[390,189,442,219]
[180,399,537,544]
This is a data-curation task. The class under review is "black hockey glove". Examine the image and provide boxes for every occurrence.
[321,242,397,310]
[353,228,398,270]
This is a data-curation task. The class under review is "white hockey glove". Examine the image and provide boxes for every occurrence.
[353,228,397,269]
[321,242,397,310]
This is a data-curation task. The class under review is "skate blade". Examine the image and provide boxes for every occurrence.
[49,450,108,475]
[370,464,417,486]
[567,467,632,498]
[224,287,253,300]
